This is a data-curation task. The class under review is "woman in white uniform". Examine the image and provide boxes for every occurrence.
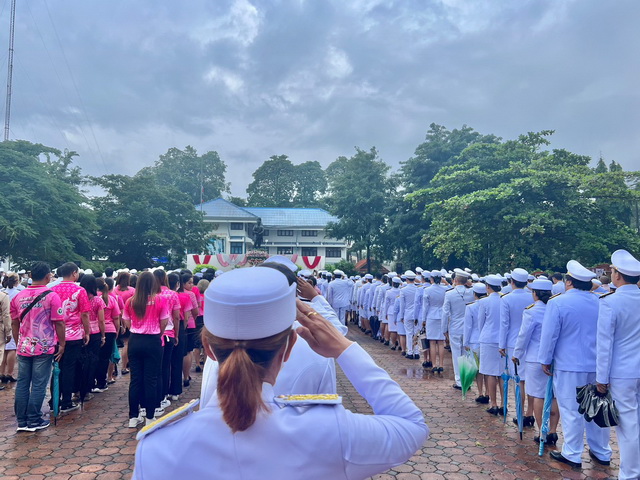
[384,277,402,350]
[463,282,488,403]
[421,270,447,372]
[512,278,559,446]
[133,267,428,480]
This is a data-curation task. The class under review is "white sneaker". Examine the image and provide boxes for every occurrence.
[139,408,146,417]
[145,417,155,426]
[154,408,165,417]
[160,399,171,409]
[128,417,143,428]
[169,395,179,401]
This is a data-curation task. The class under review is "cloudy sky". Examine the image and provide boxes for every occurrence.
[4,0,639,196]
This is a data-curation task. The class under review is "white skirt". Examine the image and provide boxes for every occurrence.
[426,317,444,340]
[525,361,548,398]
[479,343,502,376]
[380,314,388,324]
[396,319,406,335]
[387,314,398,332]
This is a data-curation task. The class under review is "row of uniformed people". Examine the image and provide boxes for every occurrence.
[133,258,428,479]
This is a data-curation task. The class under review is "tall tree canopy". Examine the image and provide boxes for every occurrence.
[0,141,96,266]
[246,155,296,207]
[141,146,229,205]
[91,172,211,269]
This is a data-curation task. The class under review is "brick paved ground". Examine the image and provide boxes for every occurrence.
[0,326,620,479]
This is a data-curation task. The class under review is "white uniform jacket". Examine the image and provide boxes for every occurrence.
[513,301,545,363]
[420,284,447,323]
[135,344,429,480]
[463,301,481,348]
[327,278,353,310]
[398,283,418,321]
[596,284,640,384]
[499,289,534,350]
[442,286,474,335]
[477,292,501,344]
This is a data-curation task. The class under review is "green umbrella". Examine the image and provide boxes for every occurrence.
[459,351,478,399]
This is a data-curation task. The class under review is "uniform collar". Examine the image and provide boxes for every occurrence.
[615,284,639,292]
[262,382,276,404]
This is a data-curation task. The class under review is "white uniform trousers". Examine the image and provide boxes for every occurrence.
[335,307,347,326]
[554,370,612,464]
[449,330,463,387]
[610,377,640,480]
[404,318,417,355]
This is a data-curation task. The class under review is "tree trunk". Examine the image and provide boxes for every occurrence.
[366,242,371,274]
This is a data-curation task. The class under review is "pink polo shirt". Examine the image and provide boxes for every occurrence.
[104,294,121,334]
[88,295,106,335]
[51,281,91,341]
[114,286,135,304]
[185,290,198,329]
[123,295,169,335]
[10,286,64,357]
[158,286,180,337]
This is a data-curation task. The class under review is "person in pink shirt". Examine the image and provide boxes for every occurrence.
[51,262,91,413]
[123,272,170,427]
[77,275,106,398]
[104,278,123,384]
[11,262,65,432]
[94,278,120,391]
[114,272,135,375]
[180,273,200,388]
[153,269,180,410]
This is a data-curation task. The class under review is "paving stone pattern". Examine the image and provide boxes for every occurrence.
[0,325,620,479]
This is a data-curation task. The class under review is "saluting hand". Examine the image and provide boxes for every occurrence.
[296,278,318,300]
[295,300,352,359]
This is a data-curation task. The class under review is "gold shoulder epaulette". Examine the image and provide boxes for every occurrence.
[524,303,535,310]
[599,291,615,299]
[466,301,476,306]
[549,293,561,299]
[274,394,342,407]
[136,399,199,441]
[500,292,510,297]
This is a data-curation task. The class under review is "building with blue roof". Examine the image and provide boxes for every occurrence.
[196,198,348,262]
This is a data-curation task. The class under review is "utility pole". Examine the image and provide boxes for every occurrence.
[4,0,16,141]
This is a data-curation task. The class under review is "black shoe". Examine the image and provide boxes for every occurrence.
[384,341,390,346]
[390,346,396,351]
[422,361,430,368]
[534,433,557,446]
[0,375,6,383]
[550,451,581,468]
[475,395,489,404]
[195,366,202,373]
[444,345,451,351]
[500,406,508,416]
[452,384,462,390]
[588,449,610,466]
[524,416,535,427]
[431,366,438,373]
[401,352,406,357]
[426,361,433,368]
[437,367,443,373]
[512,417,519,425]
[6,375,16,383]
[487,406,500,415]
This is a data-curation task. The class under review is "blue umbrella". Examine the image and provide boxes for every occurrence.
[501,354,510,423]
[539,365,554,456]
[52,361,60,425]
[514,362,523,440]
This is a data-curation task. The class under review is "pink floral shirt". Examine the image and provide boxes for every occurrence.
[104,294,121,334]
[51,282,91,341]
[88,295,106,335]
[123,295,169,335]
[10,286,64,357]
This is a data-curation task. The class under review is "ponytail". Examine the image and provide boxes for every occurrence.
[96,277,109,306]
[205,327,292,433]
[534,289,552,304]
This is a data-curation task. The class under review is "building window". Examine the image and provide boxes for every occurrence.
[326,248,342,258]
[263,230,269,237]
[230,242,244,254]
[301,230,318,237]
[301,247,317,256]
[277,230,294,236]
[230,223,244,230]
[277,247,293,255]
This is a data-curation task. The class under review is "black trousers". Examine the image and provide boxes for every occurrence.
[59,340,83,407]
[95,333,116,389]
[128,333,162,419]
[158,336,175,403]
[168,322,186,396]
[82,333,101,395]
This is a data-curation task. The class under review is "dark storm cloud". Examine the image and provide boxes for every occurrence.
[3,0,638,195]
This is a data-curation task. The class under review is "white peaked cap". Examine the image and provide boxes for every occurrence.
[510,268,528,283]
[130,269,138,274]
[440,268,448,276]
[404,270,416,279]
[84,269,93,275]
[453,268,471,278]
[298,269,312,277]
[392,276,402,284]
[333,269,344,276]
[423,271,431,278]
[530,278,553,291]
[485,274,502,287]
[263,255,298,272]
[611,249,640,276]
[471,273,479,281]
[429,270,440,277]
[326,272,333,277]
[415,267,423,273]
[365,274,373,279]
[355,275,361,279]
[204,268,296,340]
[528,275,535,281]
[566,260,596,282]
[537,275,548,280]
[472,283,487,294]
[388,272,397,277]
[464,268,472,273]
[592,279,603,286]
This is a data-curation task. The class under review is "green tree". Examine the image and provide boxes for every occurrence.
[91,172,212,269]
[325,147,392,272]
[246,155,296,207]
[293,161,327,207]
[142,146,229,205]
[0,141,96,266]
[227,196,248,207]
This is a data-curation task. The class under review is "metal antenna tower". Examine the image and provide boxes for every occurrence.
[4,0,16,141]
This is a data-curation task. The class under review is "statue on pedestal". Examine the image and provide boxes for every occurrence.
[252,218,265,249]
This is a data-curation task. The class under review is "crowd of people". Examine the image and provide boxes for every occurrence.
[3,250,640,479]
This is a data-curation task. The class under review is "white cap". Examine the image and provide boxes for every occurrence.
[415,267,423,273]
[472,283,487,294]
[592,279,603,286]
[566,260,596,282]
[422,271,431,278]
[84,268,93,275]
[204,268,296,340]
[333,269,344,276]
[464,268,472,273]
[388,272,397,278]
[431,270,442,277]
[364,274,373,280]
[471,273,479,281]
[355,275,361,280]
[404,270,416,279]
[326,272,333,277]
[453,268,471,278]
[530,278,553,291]
[298,269,312,278]
[215,270,224,277]
[527,274,534,281]
[611,249,640,276]
[263,255,298,272]
[131,269,138,274]
[392,276,402,284]
[485,275,502,287]
[537,275,548,280]
[510,268,528,283]
[18,269,26,274]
